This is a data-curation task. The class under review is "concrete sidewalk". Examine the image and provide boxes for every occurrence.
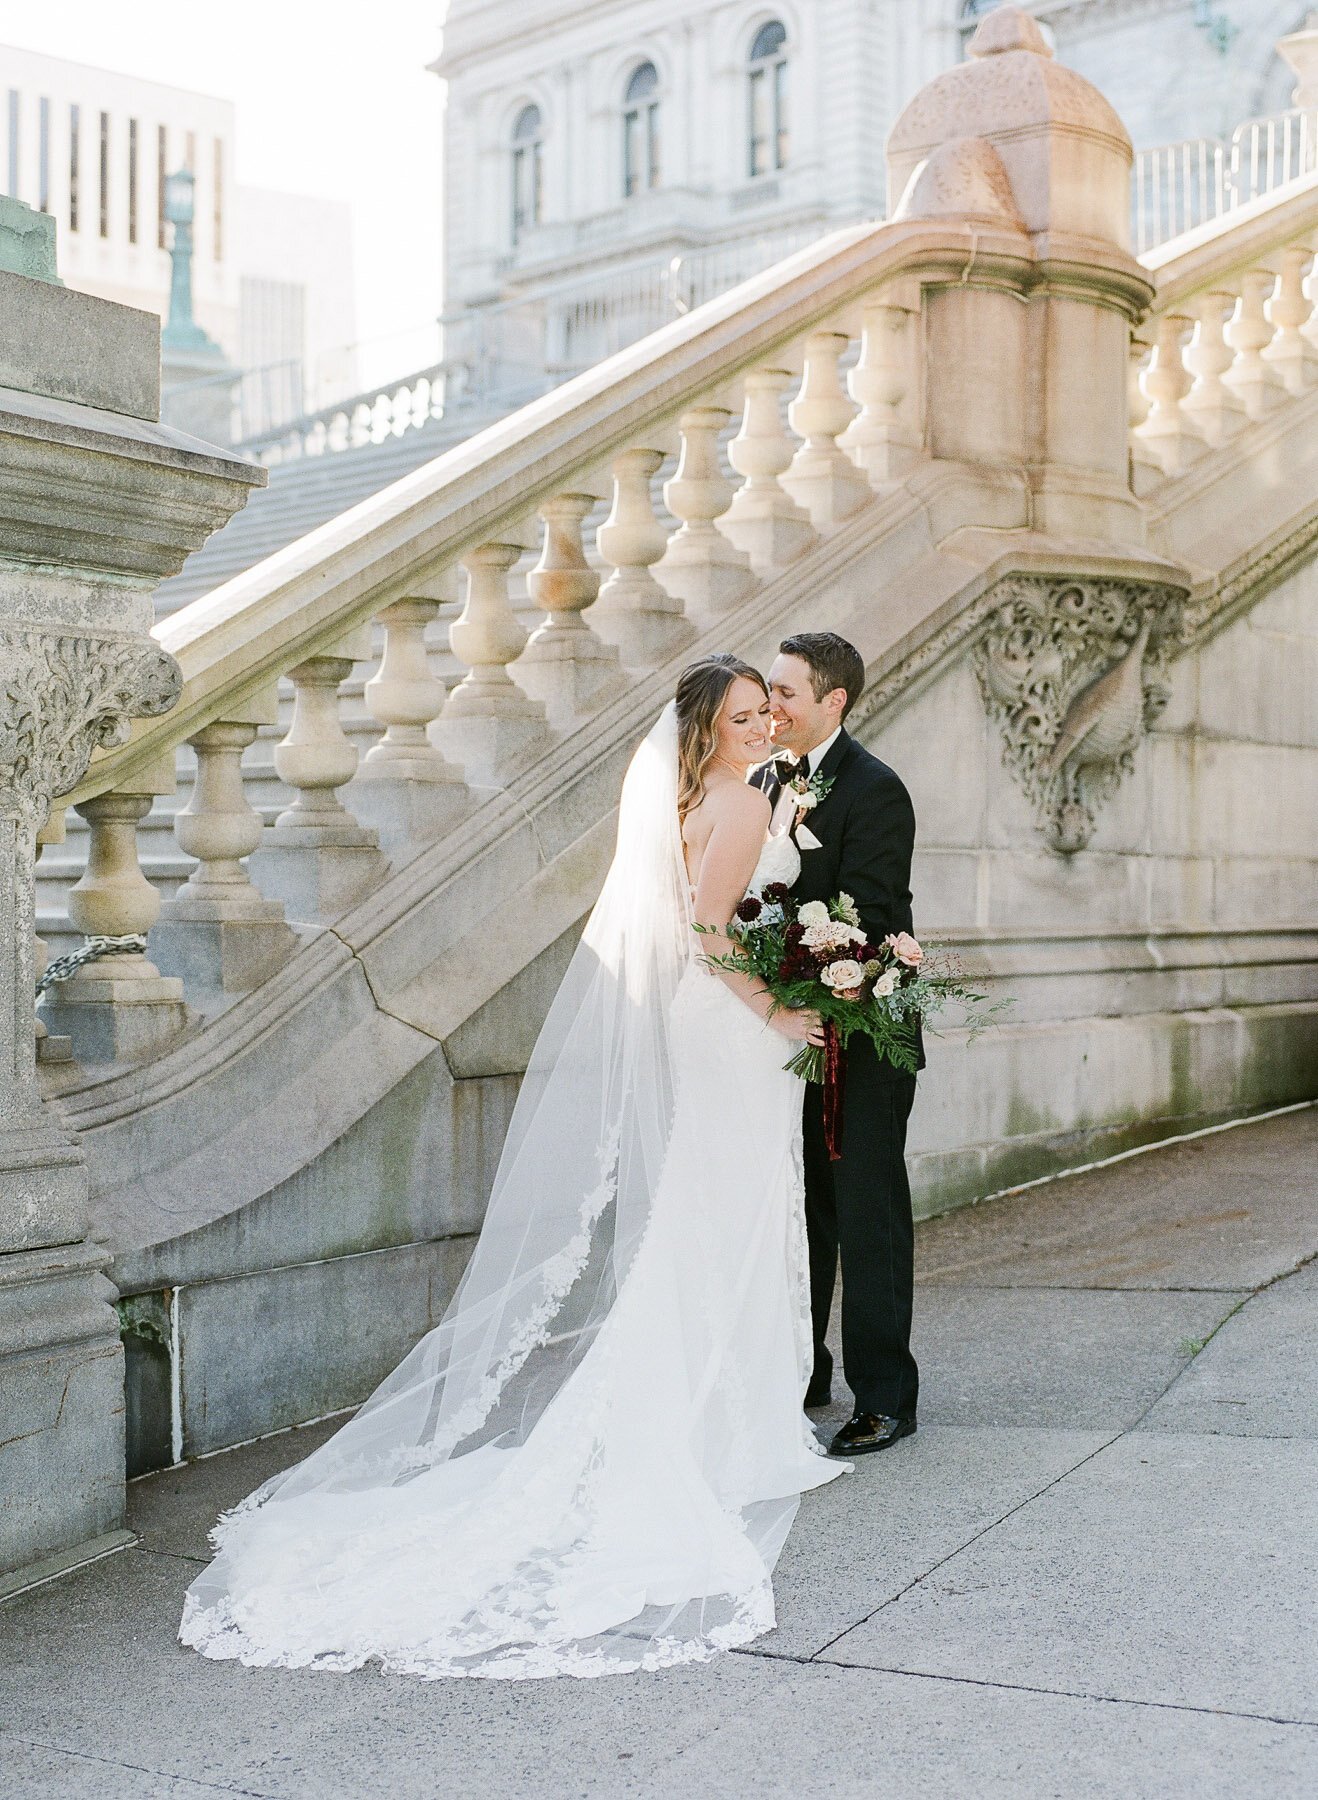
[3,1106,1316,1798]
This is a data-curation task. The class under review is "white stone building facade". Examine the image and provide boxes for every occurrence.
[434,0,1314,315]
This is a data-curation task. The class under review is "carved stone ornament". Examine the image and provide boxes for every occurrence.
[973,576,1185,854]
[0,629,182,827]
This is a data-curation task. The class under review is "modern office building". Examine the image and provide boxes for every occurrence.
[0,42,357,435]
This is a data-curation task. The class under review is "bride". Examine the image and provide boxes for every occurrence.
[180,653,846,1680]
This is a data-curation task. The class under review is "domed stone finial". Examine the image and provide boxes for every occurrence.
[885,0,1132,245]
[968,5,1053,60]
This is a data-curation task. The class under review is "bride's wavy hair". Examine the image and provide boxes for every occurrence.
[675,654,769,822]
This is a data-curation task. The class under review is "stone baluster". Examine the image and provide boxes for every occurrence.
[1263,246,1318,394]
[354,578,470,846]
[248,628,388,920]
[721,368,817,574]
[1302,241,1318,351]
[1133,313,1206,476]
[516,490,625,725]
[781,331,871,526]
[1127,334,1163,495]
[431,535,548,784]
[1223,270,1286,417]
[655,405,756,615]
[593,443,694,665]
[151,692,298,1010]
[839,301,921,485]
[41,759,192,1065]
[1180,290,1247,447]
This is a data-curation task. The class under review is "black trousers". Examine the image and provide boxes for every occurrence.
[803,1046,918,1420]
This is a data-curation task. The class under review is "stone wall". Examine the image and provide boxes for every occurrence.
[866,550,1318,1208]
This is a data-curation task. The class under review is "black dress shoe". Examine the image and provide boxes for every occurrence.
[828,1411,917,1457]
[803,1379,832,1410]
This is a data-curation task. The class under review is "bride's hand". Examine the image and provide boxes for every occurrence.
[770,1005,826,1047]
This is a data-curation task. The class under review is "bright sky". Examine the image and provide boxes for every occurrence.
[0,0,446,387]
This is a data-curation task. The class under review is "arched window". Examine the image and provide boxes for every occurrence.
[748,21,788,178]
[623,61,661,198]
[511,103,543,242]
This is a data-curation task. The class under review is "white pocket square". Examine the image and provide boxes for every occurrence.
[796,823,823,850]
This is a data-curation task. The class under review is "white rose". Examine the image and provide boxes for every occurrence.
[792,787,819,811]
[797,901,830,929]
[821,959,864,993]
[874,968,899,997]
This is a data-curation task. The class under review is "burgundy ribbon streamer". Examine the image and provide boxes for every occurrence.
[823,1021,847,1162]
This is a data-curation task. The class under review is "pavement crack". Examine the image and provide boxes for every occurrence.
[915,1281,1256,1295]
[782,1657,1318,1732]
[137,1543,211,1567]
[1129,1249,1317,1429]
[4,1734,280,1798]
[801,1430,1125,1661]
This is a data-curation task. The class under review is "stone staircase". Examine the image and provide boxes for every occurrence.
[25,9,1318,1473]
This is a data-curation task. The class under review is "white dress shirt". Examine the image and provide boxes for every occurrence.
[806,727,842,777]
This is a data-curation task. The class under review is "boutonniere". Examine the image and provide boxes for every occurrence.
[787,770,834,826]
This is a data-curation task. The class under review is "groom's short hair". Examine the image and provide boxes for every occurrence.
[779,633,865,720]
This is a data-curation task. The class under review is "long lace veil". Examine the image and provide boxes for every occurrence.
[208,702,692,1511]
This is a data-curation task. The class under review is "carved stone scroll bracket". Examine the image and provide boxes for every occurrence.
[972,575,1186,853]
[0,628,183,831]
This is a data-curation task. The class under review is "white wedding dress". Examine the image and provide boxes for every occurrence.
[180,708,844,1680]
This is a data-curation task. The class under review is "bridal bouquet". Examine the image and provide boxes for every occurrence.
[701,886,1002,1157]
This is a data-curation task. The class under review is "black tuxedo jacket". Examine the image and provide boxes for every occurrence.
[757,729,923,1079]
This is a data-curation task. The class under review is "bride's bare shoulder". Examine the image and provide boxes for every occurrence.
[704,779,771,831]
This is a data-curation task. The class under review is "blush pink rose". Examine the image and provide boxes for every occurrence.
[885,932,923,967]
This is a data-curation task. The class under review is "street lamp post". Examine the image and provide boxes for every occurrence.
[163,166,211,352]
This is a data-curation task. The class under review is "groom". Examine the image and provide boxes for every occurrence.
[758,632,922,1457]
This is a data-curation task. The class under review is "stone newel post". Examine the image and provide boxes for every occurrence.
[884,5,1153,543]
[0,198,261,1586]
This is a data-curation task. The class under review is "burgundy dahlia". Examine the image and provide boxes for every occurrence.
[762,882,791,905]
[735,896,763,922]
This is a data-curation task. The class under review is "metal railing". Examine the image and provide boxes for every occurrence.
[1132,106,1318,253]
[234,226,823,465]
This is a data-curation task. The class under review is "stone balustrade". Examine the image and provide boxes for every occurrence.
[39,239,948,1061]
[1129,176,1318,481]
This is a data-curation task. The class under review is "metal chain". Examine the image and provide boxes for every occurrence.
[36,934,147,996]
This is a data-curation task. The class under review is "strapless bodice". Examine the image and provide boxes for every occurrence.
[749,828,801,896]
